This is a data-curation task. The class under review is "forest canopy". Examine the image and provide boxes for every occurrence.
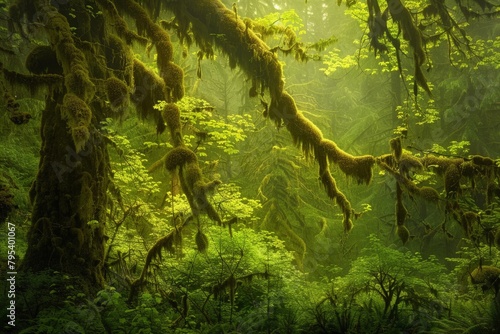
[1,0,500,333]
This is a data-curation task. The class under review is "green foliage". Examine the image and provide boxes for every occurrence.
[3,1,500,333]
[155,225,318,332]
[155,97,253,156]
[315,235,452,332]
[95,288,170,333]
[253,10,306,37]
[104,119,162,196]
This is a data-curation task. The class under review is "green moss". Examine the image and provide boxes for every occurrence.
[444,164,461,197]
[418,186,440,204]
[161,62,185,102]
[156,40,174,74]
[184,162,203,191]
[322,139,375,185]
[319,168,339,200]
[104,77,129,113]
[131,59,166,121]
[390,137,402,161]
[164,147,197,172]
[422,155,463,176]
[105,34,133,84]
[3,67,63,97]
[398,153,423,176]
[286,113,323,158]
[471,155,495,166]
[162,103,181,137]
[62,93,92,127]
[65,67,96,102]
[470,266,500,293]
[71,126,90,153]
[335,191,353,233]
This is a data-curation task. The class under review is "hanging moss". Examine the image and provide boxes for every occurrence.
[269,92,298,126]
[319,167,339,200]
[378,161,420,195]
[286,113,323,158]
[390,137,402,161]
[338,154,375,185]
[104,77,129,113]
[321,140,375,185]
[117,0,182,104]
[156,40,174,75]
[461,161,476,178]
[62,93,92,128]
[418,186,440,204]
[3,67,63,96]
[65,67,96,103]
[161,62,185,102]
[131,59,166,133]
[444,164,461,197]
[164,146,198,172]
[398,153,423,177]
[164,0,285,99]
[422,155,463,176]
[335,192,353,233]
[184,162,203,192]
[96,0,148,45]
[71,126,91,153]
[162,103,182,145]
[104,34,134,84]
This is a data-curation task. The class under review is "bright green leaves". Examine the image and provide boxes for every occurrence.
[156,97,253,156]
[103,120,162,196]
[320,48,365,76]
[253,10,306,39]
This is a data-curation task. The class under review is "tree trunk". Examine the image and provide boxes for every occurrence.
[20,89,109,294]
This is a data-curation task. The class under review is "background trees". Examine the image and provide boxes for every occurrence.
[0,0,499,332]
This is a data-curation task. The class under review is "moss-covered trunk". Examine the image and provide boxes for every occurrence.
[20,89,108,293]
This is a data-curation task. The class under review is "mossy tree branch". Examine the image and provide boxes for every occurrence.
[163,0,376,232]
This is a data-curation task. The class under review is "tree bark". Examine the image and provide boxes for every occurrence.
[19,0,109,295]
[21,90,109,294]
